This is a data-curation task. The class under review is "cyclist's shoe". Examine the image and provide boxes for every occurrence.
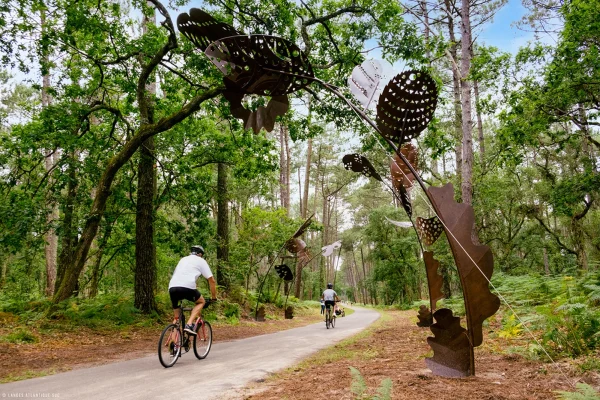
[184,324,197,335]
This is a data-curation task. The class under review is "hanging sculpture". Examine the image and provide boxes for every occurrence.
[178,8,500,377]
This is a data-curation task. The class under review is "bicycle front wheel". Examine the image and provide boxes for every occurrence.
[331,315,336,328]
[194,321,213,359]
[158,324,181,368]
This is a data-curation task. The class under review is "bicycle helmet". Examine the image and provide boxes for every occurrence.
[327,282,333,289]
[191,245,205,255]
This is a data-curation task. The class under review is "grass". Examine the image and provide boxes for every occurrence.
[0,368,60,384]
[273,309,391,377]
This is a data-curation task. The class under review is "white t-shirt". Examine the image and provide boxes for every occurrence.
[322,289,337,301]
[168,254,213,289]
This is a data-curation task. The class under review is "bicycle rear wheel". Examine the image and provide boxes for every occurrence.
[193,321,212,359]
[158,324,181,368]
[325,309,330,329]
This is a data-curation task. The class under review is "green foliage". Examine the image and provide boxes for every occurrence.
[555,383,600,400]
[493,273,600,358]
[1,329,39,344]
[349,366,393,400]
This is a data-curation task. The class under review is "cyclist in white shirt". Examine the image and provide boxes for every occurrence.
[168,245,217,335]
[321,282,340,320]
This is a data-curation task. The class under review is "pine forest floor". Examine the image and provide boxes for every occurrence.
[239,310,600,400]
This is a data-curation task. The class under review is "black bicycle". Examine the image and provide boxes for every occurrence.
[325,301,338,329]
[158,299,213,368]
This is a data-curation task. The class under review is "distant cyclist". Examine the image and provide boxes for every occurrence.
[321,283,340,320]
[168,245,217,335]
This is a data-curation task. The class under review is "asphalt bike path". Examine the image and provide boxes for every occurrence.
[1,306,379,400]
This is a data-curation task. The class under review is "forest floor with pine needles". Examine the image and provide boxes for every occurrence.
[238,310,600,400]
[0,306,323,383]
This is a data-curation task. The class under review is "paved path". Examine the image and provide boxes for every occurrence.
[1,307,379,400]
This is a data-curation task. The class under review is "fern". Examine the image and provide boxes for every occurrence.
[349,367,393,400]
[555,383,600,400]
[350,367,367,399]
[373,378,393,400]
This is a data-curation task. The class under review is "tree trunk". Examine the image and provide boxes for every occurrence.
[55,155,78,295]
[135,136,157,313]
[460,0,474,206]
[473,79,485,165]
[216,162,230,289]
[134,2,158,313]
[444,0,462,191]
[302,140,312,219]
[279,124,290,213]
[543,247,550,275]
[41,9,58,297]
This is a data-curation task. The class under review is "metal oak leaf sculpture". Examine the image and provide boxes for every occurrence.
[376,70,437,145]
[426,308,471,377]
[417,305,433,327]
[423,251,444,311]
[342,154,382,181]
[426,184,500,348]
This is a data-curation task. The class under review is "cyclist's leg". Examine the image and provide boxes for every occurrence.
[168,288,183,323]
[187,290,205,325]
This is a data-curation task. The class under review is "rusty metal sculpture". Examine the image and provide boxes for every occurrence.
[178,9,499,377]
[342,153,382,181]
[416,216,444,246]
[275,264,293,281]
[178,9,312,133]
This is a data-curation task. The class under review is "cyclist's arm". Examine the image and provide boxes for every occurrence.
[207,276,217,300]
[335,295,340,302]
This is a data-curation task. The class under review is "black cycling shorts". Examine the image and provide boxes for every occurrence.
[324,300,335,309]
[169,287,202,309]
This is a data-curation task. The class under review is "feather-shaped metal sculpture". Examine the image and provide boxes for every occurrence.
[348,59,383,110]
[384,217,412,228]
[376,70,437,145]
[391,144,418,192]
[416,216,444,246]
[205,35,314,96]
[275,264,293,281]
[179,9,314,133]
[321,240,342,257]
[342,154,382,181]
[177,8,242,51]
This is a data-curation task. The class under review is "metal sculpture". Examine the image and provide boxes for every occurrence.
[178,9,499,377]
[321,240,342,257]
[416,216,444,246]
[347,59,384,110]
[376,71,437,144]
[390,144,418,191]
[342,153,382,181]
[275,264,293,281]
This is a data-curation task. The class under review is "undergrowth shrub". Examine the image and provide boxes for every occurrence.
[493,273,600,359]
[1,329,39,344]
[555,383,600,400]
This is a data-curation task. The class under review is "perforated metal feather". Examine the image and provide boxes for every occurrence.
[205,35,314,96]
[376,70,437,144]
[342,154,382,181]
[177,9,242,52]
[348,59,383,110]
